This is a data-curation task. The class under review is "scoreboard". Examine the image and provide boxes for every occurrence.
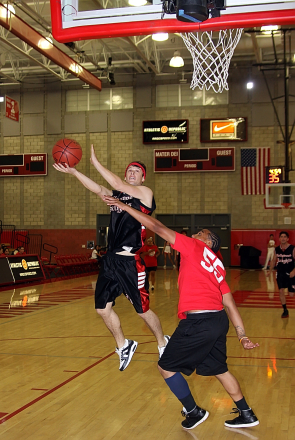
[0,153,47,177]
[154,147,235,172]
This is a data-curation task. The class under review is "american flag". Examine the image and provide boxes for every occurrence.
[241,148,270,195]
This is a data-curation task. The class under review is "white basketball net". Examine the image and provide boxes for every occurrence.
[181,29,243,93]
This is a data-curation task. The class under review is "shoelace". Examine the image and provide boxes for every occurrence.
[120,346,129,359]
[230,408,240,415]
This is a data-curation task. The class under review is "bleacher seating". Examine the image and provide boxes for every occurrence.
[41,254,99,280]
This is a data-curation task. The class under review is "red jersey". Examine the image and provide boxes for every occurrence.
[141,244,159,267]
[171,232,230,319]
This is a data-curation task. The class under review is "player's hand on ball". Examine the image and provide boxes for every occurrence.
[53,163,76,174]
[241,337,259,350]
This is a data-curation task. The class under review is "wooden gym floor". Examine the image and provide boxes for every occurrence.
[0,268,294,440]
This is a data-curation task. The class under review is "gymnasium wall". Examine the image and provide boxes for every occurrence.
[0,68,294,261]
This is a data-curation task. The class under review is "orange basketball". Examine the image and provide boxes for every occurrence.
[52,138,82,167]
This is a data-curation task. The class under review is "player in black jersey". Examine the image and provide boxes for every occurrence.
[53,145,169,371]
[268,231,295,318]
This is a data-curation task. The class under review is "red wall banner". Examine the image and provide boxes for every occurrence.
[5,95,19,122]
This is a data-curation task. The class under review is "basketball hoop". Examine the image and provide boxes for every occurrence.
[180,29,243,93]
[281,202,292,209]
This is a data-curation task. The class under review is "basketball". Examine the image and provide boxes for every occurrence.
[52,138,82,167]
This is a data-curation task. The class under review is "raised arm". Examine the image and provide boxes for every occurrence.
[91,145,153,207]
[222,291,259,350]
[103,195,176,244]
[53,163,111,198]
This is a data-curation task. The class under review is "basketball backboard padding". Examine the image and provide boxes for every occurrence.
[265,183,295,209]
[50,0,295,42]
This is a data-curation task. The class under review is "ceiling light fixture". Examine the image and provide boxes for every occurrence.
[152,33,169,42]
[169,51,184,68]
[0,3,15,18]
[128,0,147,6]
[247,81,254,89]
[38,36,53,50]
[261,25,279,34]
[69,63,82,75]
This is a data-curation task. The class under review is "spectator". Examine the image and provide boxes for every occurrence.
[141,237,160,291]
[0,246,4,257]
[91,244,102,260]
[163,240,176,269]
[262,234,276,270]
[14,246,25,255]
[3,247,10,256]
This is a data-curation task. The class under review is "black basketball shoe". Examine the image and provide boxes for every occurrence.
[281,309,289,319]
[115,339,138,371]
[181,406,209,430]
[224,408,259,428]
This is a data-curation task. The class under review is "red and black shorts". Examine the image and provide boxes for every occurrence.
[95,252,150,314]
[158,309,229,376]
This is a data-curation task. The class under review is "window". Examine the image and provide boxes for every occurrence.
[156,85,179,107]
[156,84,228,107]
[66,87,133,111]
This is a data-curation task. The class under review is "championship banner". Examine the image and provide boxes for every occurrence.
[5,95,19,122]
[200,118,247,142]
[143,120,188,144]
[6,255,45,283]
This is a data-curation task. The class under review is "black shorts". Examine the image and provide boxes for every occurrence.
[95,252,149,313]
[158,309,229,376]
[146,266,157,273]
[276,272,295,292]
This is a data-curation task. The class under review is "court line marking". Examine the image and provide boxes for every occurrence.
[0,351,114,425]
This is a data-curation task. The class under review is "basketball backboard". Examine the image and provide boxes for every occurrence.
[50,0,295,42]
[265,183,295,209]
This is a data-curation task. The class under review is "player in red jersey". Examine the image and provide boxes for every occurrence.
[103,195,259,431]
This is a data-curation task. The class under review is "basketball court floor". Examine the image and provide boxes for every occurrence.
[0,268,294,440]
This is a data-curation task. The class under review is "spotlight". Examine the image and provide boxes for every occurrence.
[128,0,147,5]
[152,33,169,42]
[169,51,184,68]
[247,81,254,90]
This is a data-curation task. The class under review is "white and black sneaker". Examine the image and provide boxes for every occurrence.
[158,335,170,359]
[181,406,209,430]
[115,339,138,371]
[224,408,259,428]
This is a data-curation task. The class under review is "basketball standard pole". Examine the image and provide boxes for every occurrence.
[283,29,291,204]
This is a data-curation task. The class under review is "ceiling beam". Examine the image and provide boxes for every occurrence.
[251,34,261,63]
[0,3,102,90]
[125,37,159,75]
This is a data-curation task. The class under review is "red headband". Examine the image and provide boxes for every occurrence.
[125,162,146,179]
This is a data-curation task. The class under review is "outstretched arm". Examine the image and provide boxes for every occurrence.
[222,291,259,350]
[103,195,176,244]
[91,145,153,207]
[53,163,111,198]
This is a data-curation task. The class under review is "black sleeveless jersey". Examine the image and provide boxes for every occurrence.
[107,190,156,254]
[275,244,295,274]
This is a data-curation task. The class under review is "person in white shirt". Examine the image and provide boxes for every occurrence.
[262,234,275,270]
